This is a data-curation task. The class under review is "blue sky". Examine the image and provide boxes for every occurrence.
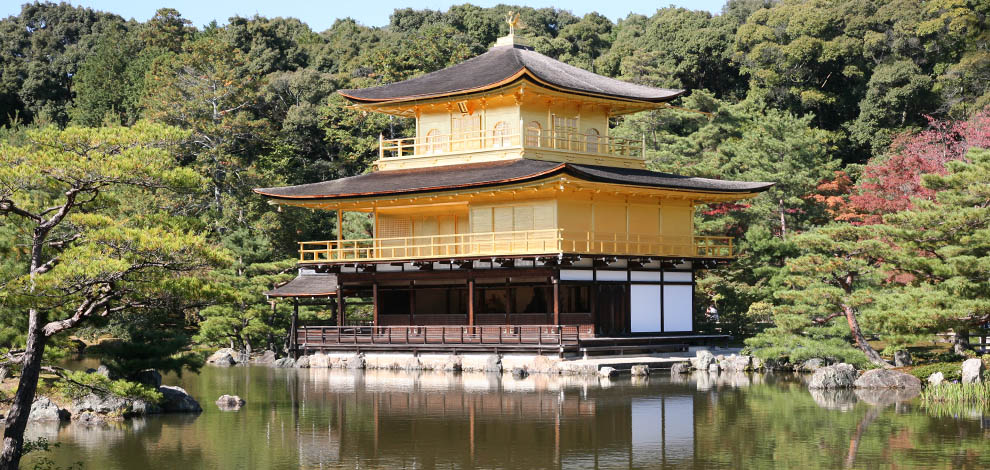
[3,1,729,31]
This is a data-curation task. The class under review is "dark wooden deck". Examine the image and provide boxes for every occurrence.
[293,325,729,356]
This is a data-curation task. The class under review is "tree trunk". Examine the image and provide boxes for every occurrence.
[952,329,970,356]
[0,309,48,470]
[843,304,891,368]
[779,199,787,239]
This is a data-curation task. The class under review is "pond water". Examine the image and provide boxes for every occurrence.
[25,364,989,469]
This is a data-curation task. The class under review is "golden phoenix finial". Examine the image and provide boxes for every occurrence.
[506,11,524,35]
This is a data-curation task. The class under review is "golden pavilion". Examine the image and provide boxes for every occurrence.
[257,30,773,355]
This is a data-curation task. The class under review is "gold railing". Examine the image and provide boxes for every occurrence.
[379,121,644,159]
[299,229,733,262]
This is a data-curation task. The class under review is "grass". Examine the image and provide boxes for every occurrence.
[920,381,990,417]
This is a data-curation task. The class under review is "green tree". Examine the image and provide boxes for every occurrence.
[878,148,990,354]
[747,224,893,368]
[0,122,226,470]
[68,28,157,126]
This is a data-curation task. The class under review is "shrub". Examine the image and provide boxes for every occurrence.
[909,362,962,382]
[51,370,162,403]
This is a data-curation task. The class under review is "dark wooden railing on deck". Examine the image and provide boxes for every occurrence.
[296,325,594,348]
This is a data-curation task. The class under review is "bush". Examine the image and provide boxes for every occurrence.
[909,362,962,382]
[51,370,162,403]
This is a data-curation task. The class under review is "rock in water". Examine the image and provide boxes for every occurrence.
[309,353,329,368]
[927,372,944,386]
[961,358,985,384]
[893,350,912,367]
[691,350,715,370]
[799,358,825,372]
[216,395,245,411]
[669,362,691,375]
[599,367,618,378]
[159,385,202,413]
[273,357,295,368]
[854,369,921,389]
[207,348,244,366]
[630,365,650,376]
[720,355,752,372]
[69,394,134,418]
[343,354,365,370]
[511,367,528,379]
[254,350,277,364]
[294,355,310,368]
[750,356,764,371]
[808,363,857,389]
[484,355,502,373]
[29,397,69,422]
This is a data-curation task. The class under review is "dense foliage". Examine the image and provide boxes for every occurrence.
[0,0,988,381]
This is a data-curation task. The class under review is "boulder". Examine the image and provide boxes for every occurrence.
[207,348,245,366]
[764,358,792,371]
[707,363,720,374]
[309,353,329,368]
[719,355,752,372]
[159,385,202,413]
[669,362,691,375]
[854,369,922,390]
[893,350,912,367]
[254,350,277,364]
[484,355,502,373]
[29,397,69,422]
[927,372,945,386]
[511,367,528,379]
[799,358,825,373]
[808,363,857,389]
[273,357,295,368]
[691,350,715,370]
[342,354,365,370]
[215,395,245,411]
[68,338,87,353]
[294,355,310,368]
[751,356,764,371]
[599,367,618,378]
[527,355,558,374]
[630,365,650,376]
[961,358,985,384]
[131,369,163,388]
[69,393,134,418]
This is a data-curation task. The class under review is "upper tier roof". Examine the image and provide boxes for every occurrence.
[254,159,774,200]
[338,44,685,104]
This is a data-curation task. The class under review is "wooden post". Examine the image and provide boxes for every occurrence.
[337,294,344,327]
[468,277,475,327]
[291,300,299,359]
[336,210,343,260]
[552,276,560,326]
[372,282,379,327]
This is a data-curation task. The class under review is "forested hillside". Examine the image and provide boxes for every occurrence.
[1,0,988,366]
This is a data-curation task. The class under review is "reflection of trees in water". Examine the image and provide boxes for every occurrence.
[25,367,990,469]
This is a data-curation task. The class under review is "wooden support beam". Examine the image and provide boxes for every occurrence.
[468,277,475,327]
[552,276,560,326]
[337,295,345,327]
[372,281,379,327]
[291,300,299,359]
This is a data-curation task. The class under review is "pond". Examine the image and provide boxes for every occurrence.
[25,364,990,469]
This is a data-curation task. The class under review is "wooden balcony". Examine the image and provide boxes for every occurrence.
[298,229,734,263]
[379,123,645,161]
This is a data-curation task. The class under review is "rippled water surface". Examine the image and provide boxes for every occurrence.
[25,364,990,469]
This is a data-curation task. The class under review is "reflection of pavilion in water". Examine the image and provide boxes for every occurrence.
[295,369,697,468]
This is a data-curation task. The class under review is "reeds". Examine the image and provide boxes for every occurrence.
[920,382,990,417]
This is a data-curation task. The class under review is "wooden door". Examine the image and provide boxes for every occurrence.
[595,284,628,336]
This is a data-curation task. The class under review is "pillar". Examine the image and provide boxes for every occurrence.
[291,300,299,359]
[372,282,379,327]
[552,275,560,326]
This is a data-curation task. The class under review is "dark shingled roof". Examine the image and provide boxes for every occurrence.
[254,159,774,200]
[339,44,685,104]
[266,273,338,298]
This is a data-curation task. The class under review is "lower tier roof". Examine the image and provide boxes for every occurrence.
[254,160,774,201]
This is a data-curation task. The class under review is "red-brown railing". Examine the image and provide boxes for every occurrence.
[296,325,594,348]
